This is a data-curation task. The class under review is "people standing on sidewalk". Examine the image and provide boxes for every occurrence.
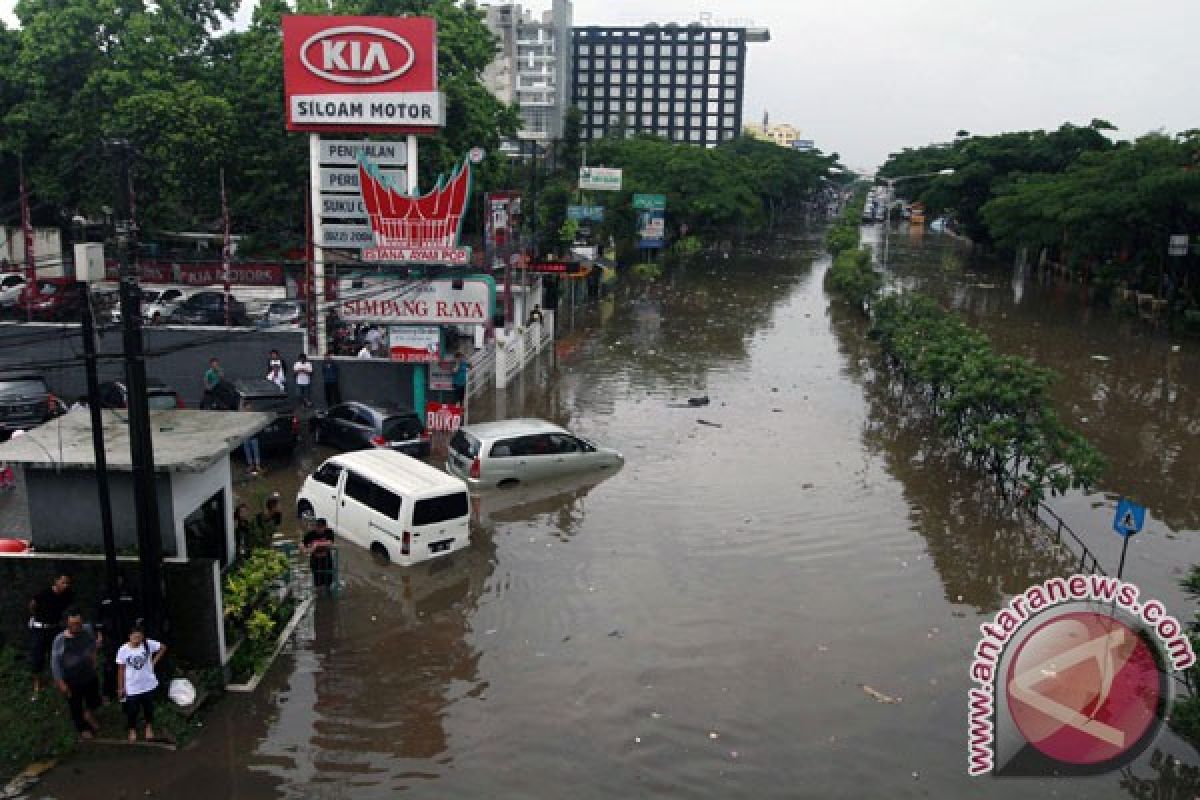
[203,357,223,409]
[293,354,314,407]
[116,624,166,743]
[51,609,102,739]
[28,573,75,697]
[321,359,341,406]
[266,350,287,391]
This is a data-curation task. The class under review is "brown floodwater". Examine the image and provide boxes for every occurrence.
[37,225,1198,798]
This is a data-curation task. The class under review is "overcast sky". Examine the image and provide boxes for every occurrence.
[4,0,1199,171]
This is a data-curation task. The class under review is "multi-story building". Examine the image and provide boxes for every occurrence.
[570,22,770,147]
[482,1,573,146]
[744,120,802,149]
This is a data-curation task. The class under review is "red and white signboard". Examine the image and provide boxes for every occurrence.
[283,16,443,133]
[340,277,494,324]
[425,401,464,433]
[388,325,441,363]
[359,156,472,264]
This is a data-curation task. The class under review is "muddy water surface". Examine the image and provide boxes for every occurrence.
[38,227,1198,799]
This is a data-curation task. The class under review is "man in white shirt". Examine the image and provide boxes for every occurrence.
[293,354,314,407]
[357,343,373,359]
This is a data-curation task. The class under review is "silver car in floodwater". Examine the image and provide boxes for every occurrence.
[446,418,623,488]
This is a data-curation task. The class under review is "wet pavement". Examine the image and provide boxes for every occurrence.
[34,226,1199,798]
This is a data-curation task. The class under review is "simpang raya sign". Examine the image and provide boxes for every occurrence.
[340,277,495,324]
[283,16,443,132]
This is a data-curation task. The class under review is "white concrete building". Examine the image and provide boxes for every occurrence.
[482,1,573,146]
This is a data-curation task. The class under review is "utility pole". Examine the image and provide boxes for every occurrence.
[78,281,120,634]
[107,138,166,638]
[19,154,35,322]
[220,168,232,327]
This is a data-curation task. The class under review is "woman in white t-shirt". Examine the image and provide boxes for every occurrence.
[293,353,314,407]
[116,625,167,742]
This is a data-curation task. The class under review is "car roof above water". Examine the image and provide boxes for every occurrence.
[326,449,467,497]
[459,418,569,441]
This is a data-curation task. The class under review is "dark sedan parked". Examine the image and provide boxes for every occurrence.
[310,402,430,458]
[209,378,299,452]
[169,291,248,326]
[98,379,183,410]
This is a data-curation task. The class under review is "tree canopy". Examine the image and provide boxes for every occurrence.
[0,0,518,250]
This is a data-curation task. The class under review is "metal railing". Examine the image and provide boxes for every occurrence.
[1026,501,1107,576]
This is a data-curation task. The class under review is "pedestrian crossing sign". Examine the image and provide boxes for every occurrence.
[1112,498,1146,538]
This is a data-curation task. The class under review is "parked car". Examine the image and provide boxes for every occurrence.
[16,277,82,321]
[141,287,192,324]
[0,370,57,438]
[446,418,624,488]
[0,274,25,309]
[168,291,248,326]
[98,379,184,410]
[296,450,471,566]
[311,402,429,457]
[261,300,305,328]
[208,378,298,452]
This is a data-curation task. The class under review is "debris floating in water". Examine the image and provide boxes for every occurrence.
[859,684,902,704]
[1090,355,1111,362]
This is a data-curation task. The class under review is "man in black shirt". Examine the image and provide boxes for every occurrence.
[302,518,336,589]
[51,609,102,738]
[28,573,74,696]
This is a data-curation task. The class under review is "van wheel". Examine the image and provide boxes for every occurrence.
[370,542,390,564]
[498,479,520,489]
[297,500,314,521]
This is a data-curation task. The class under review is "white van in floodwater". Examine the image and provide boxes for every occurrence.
[296,450,471,566]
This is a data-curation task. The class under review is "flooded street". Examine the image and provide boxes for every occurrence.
[39,227,1198,798]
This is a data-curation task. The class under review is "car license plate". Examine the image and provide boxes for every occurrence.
[429,539,452,553]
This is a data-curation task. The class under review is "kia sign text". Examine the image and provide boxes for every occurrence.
[283,16,442,132]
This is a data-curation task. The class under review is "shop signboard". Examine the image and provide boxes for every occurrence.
[429,360,457,391]
[339,276,495,324]
[424,401,464,432]
[635,194,667,249]
[283,15,443,132]
[579,167,622,192]
[388,324,441,363]
[567,205,605,222]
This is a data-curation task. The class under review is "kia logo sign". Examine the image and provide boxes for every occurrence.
[300,25,416,85]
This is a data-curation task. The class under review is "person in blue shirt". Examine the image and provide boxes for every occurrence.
[452,351,469,404]
[321,359,341,406]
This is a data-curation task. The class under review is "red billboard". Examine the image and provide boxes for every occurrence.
[104,261,285,286]
[425,401,464,433]
[283,16,442,133]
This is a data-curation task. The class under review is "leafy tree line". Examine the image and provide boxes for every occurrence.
[823,215,1105,506]
[0,0,519,254]
[879,121,1200,310]
[525,108,844,259]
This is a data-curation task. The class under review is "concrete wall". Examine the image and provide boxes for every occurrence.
[0,322,429,411]
[0,323,305,408]
[324,357,418,410]
[171,463,233,567]
[25,470,177,556]
[0,553,225,668]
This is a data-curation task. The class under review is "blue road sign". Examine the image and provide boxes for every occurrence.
[1112,498,1146,538]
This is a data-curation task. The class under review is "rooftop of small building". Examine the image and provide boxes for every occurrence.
[0,409,274,473]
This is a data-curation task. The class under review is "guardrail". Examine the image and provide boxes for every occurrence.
[1026,501,1107,576]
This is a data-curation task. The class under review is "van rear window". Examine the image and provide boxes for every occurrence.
[449,430,480,458]
[413,492,469,526]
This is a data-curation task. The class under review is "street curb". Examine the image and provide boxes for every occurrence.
[225,595,312,694]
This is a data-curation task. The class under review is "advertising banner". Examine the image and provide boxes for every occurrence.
[567,205,605,222]
[632,193,666,211]
[425,401,464,433]
[319,139,407,166]
[579,167,622,192]
[283,16,443,132]
[104,261,286,286]
[358,155,473,264]
[635,194,667,249]
[429,360,457,391]
[485,191,521,249]
[339,277,495,324]
[388,325,441,363]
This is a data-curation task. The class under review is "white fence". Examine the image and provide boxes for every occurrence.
[464,310,555,397]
